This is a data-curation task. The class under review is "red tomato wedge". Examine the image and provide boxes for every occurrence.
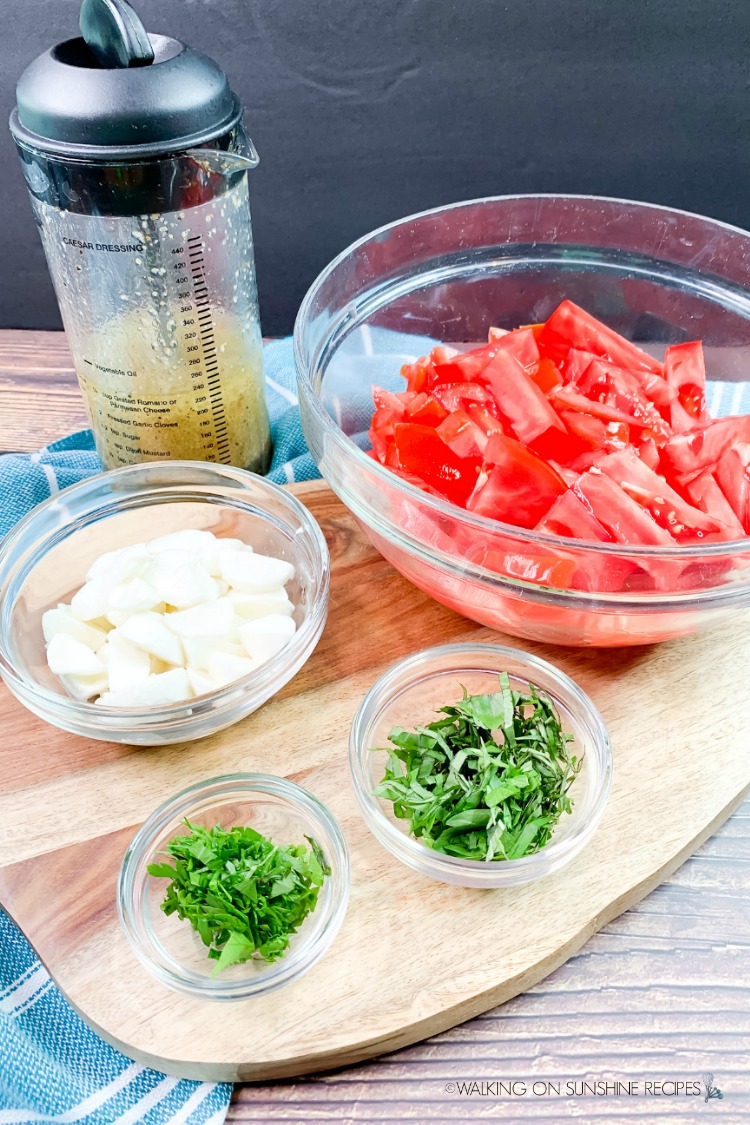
[392,423,481,506]
[595,448,729,542]
[576,358,672,441]
[466,433,566,528]
[573,471,677,547]
[664,341,710,430]
[400,357,430,394]
[404,393,449,426]
[662,416,750,477]
[530,357,563,394]
[432,327,540,384]
[683,469,746,538]
[430,381,496,413]
[436,410,487,459]
[535,490,641,592]
[715,444,750,533]
[550,384,658,431]
[538,299,663,375]
[479,349,566,446]
[537,488,613,542]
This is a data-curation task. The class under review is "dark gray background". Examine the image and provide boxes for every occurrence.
[3,0,749,335]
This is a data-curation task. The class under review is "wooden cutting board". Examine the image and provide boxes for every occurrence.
[1,480,748,1082]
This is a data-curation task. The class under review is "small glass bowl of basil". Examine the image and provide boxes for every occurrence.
[118,773,350,1000]
[349,643,612,888]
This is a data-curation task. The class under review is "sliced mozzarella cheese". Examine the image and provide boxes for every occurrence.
[207,650,259,687]
[147,529,216,555]
[42,605,108,652]
[164,596,234,638]
[59,670,110,701]
[219,551,295,593]
[239,614,297,664]
[200,536,248,577]
[104,634,151,693]
[117,612,184,666]
[147,551,218,609]
[47,530,298,707]
[70,578,110,622]
[87,543,152,588]
[46,634,106,677]
[107,577,162,614]
[96,667,191,708]
[187,665,220,697]
[104,608,130,627]
[229,589,295,620]
[181,636,245,669]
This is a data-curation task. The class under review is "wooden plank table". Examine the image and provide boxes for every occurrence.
[1,331,748,1123]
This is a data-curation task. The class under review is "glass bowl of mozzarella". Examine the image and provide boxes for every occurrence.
[0,463,329,745]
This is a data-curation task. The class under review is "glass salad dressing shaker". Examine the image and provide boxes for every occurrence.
[10,0,271,473]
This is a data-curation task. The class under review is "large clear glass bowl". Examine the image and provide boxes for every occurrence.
[294,195,750,646]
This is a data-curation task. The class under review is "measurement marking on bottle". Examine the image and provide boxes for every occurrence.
[188,238,231,464]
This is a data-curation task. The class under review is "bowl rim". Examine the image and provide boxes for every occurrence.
[0,461,330,722]
[117,771,351,999]
[349,641,613,879]
[294,191,750,560]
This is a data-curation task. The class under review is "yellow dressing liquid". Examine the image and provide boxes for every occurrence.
[74,309,271,472]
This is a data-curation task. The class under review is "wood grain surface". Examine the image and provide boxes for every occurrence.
[2,332,749,1121]
[0,479,749,1086]
[0,330,87,452]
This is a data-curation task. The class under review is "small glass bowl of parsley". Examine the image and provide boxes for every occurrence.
[118,773,349,999]
[350,644,612,888]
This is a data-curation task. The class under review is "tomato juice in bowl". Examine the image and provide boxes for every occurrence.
[295,195,750,647]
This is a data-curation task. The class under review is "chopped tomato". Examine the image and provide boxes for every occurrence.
[466,433,566,528]
[404,393,449,426]
[683,469,746,538]
[576,358,672,442]
[429,344,459,366]
[638,437,660,471]
[433,327,540,384]
[400,357,430,394]
[498,327,541,370]
[558,410,630,451]
[715,443,750,533]
[564,348,601,384]
[663,416,750,477]
[431,381,495,413]
[431,340,499,384]
[664,341,710,430]
[574,471,677,546]
[436,410,487,459]
[539,299,663,375]
[595,448,728,542]
[369,388,409,461]
[466,403,507,437]
[368,300,749,625]
[528,425,591,464]
[536,490,641,592]
[537,488,613,542]
[551,384,656,430]
[479,349,566,445]
[373,386,407,415]
[392,423,481,506]
[530,357,563,394]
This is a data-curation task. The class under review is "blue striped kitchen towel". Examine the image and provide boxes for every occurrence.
[2,331,750,1124]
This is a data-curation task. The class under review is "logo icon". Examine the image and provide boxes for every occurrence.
[702,1073,723,1102]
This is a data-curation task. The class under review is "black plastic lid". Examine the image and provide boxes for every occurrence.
[9,0,242,160]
